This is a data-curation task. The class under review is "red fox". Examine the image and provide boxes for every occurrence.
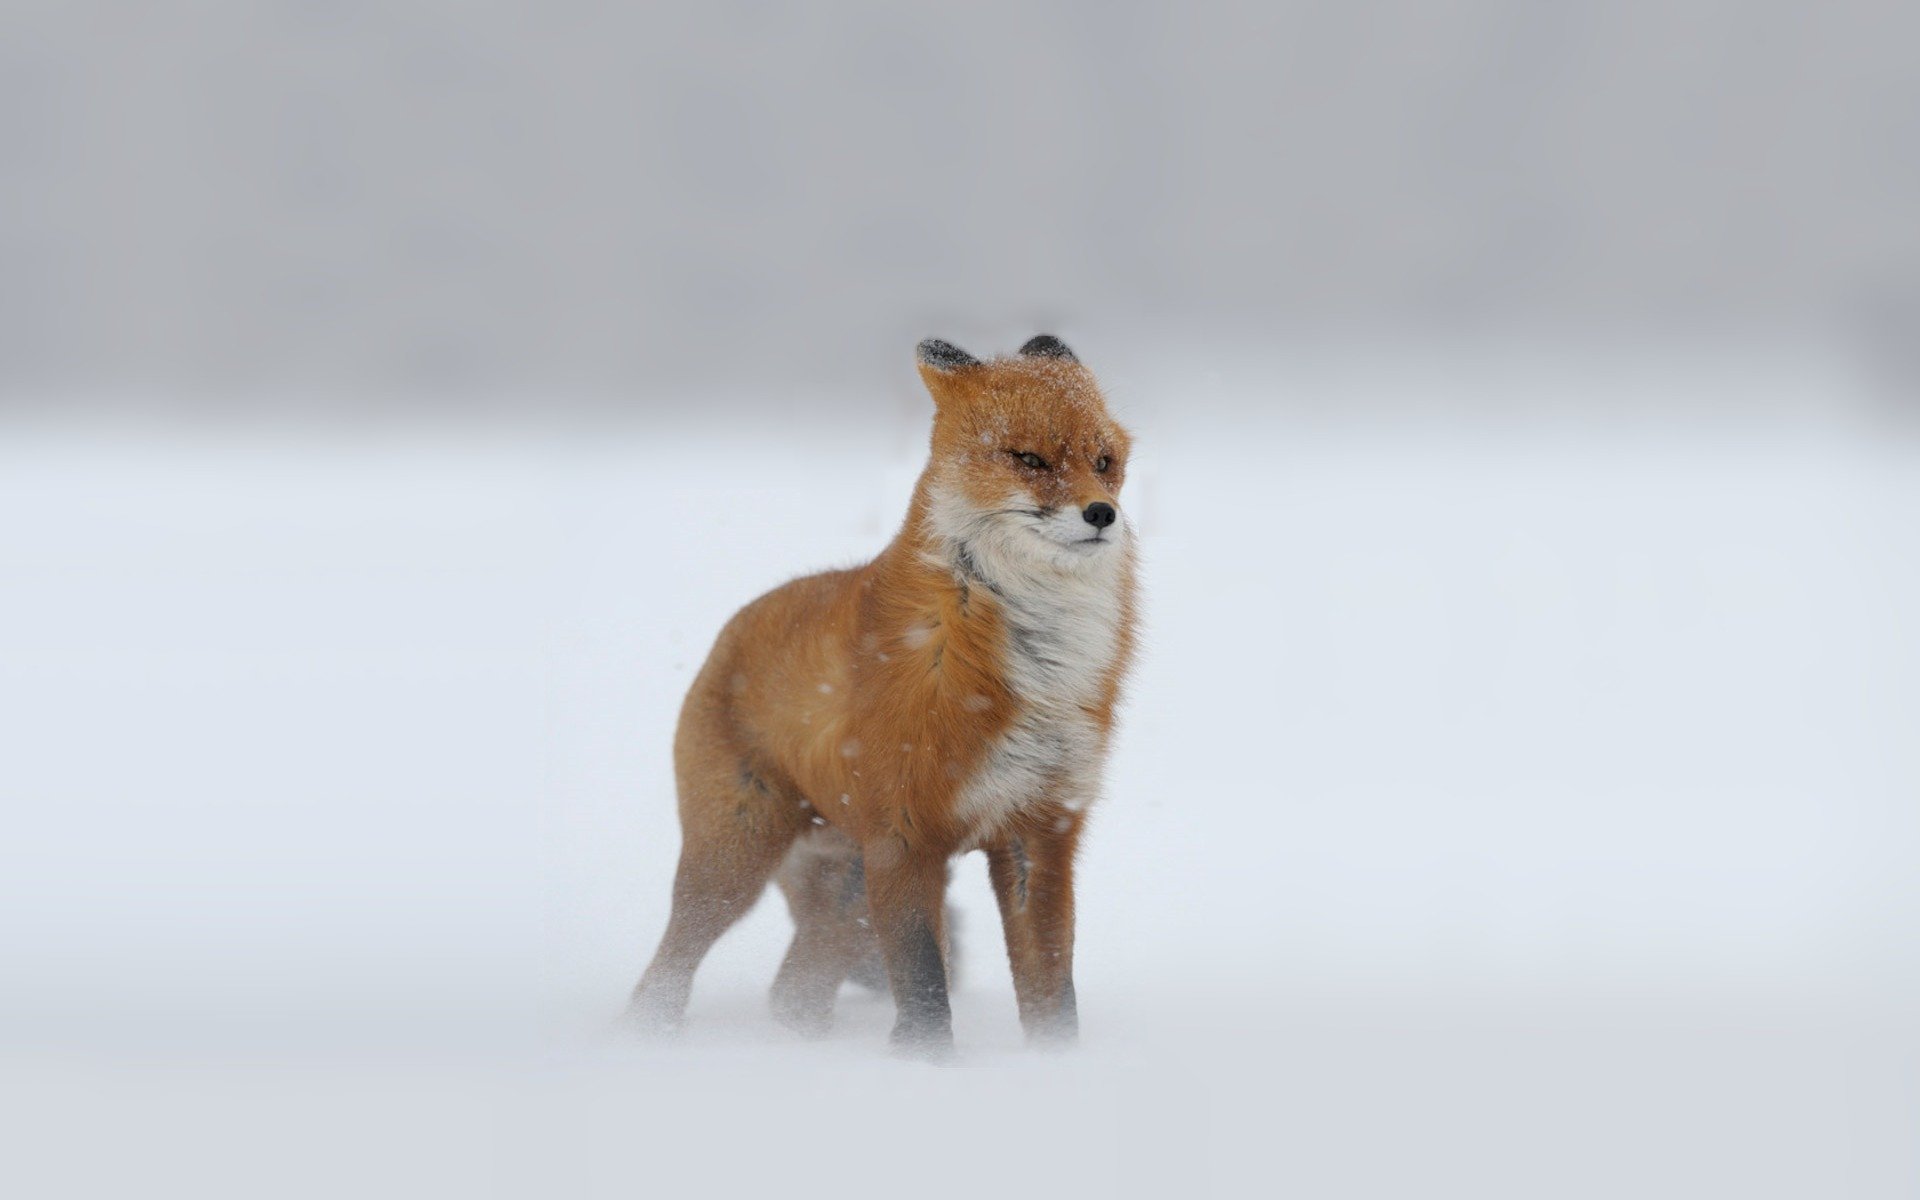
[628,335,1138,1056]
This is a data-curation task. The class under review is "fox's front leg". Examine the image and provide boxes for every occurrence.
[862,835,954,1057]
[986,810,1082,1045]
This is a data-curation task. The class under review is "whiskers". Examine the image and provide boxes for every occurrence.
[926,484,1123,586]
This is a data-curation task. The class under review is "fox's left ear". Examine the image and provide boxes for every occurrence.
[1019,334,1077,363]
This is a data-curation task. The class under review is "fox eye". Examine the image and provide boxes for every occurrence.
[1012,451,1048,470]
[1094,455,1111,473]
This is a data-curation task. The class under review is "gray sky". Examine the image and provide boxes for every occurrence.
[3,1,1915,408]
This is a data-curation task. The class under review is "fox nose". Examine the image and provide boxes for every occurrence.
[1082,502,1117,529]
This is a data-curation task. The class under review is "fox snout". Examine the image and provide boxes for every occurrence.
[1082,502,1117,529]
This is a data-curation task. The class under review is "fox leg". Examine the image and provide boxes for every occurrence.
[628,758,803,1032]
[862,835,954,1057]
[768,835,871,1036]
[985,809,1083,1045]
[842,887,963,997]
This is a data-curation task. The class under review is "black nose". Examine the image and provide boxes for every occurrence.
[1082,502,1116,528]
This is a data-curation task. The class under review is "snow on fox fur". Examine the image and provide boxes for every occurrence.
[629,335,1138,1056]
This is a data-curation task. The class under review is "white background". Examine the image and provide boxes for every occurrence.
[4,344,1917,1197]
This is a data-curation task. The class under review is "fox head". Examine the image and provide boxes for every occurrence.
[914,335,1133,578]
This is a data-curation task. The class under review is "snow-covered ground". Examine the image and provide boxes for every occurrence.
[3,358,1917,1196]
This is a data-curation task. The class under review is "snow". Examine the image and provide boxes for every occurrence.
[2,363,1918,1196]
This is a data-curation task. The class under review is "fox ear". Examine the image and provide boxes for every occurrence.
[1018,334,1077,363]
[916,338,980,371]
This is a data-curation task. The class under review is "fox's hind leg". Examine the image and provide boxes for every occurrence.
[768,832,871,1037]
[628,752,805,1033]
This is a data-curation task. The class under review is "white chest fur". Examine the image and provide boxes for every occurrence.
[946,522,1128,838]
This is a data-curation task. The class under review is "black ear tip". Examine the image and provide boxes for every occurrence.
[917,338,980,370]
[1019,334,1077,362]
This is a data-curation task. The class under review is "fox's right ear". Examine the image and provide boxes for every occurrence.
[915,338,980,405]
[916,338,980,371]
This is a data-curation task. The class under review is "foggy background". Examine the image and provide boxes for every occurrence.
[3,3,1917,1197]
[6,0,1919,410]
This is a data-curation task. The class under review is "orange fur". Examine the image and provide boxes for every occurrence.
[630,338,1137,1055]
